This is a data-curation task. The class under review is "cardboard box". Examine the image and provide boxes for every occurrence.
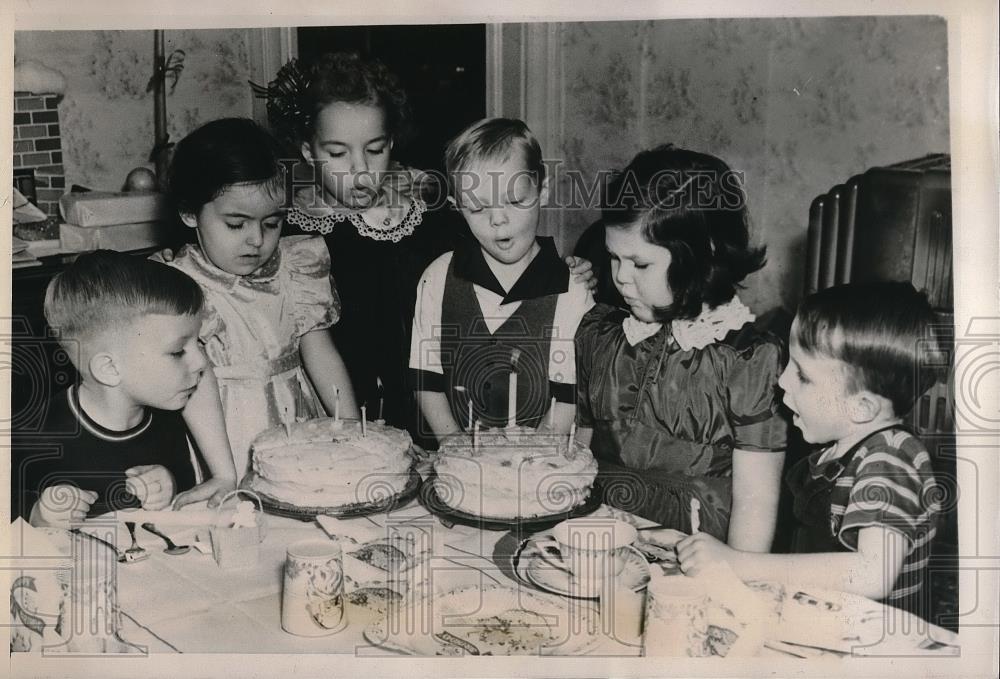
[59,221,170,252]
[59,191,171,227]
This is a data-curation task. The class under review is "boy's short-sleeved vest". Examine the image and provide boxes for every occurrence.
[440,260,558,428]
[410,236,593,432]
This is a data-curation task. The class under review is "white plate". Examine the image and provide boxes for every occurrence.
[522,540,650,599]
[364,583,604,656]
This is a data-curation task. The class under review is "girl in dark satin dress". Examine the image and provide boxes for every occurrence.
[575,145,788,550]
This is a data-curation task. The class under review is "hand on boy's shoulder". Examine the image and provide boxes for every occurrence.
[565,255,598,294]
[151,248,173,263]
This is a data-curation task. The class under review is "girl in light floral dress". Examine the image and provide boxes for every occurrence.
[161,117,358,483]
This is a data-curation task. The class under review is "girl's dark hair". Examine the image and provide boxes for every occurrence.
[168,117,285,216]
[792,281,943,417]
[601,144,766,321]
[303,52,409,143]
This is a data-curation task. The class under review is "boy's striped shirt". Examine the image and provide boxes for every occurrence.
[821,428,939,603]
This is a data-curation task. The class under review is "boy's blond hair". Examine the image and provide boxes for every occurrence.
[444,117,545,204]
[44,250,204,367]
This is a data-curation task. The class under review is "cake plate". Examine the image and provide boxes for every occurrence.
[241,467,422,521]
[418,472,602,533]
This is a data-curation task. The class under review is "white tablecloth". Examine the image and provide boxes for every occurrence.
[95,501,637,655]
[61,499,958,658]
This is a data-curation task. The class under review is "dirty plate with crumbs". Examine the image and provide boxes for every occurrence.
[364,583,603,656]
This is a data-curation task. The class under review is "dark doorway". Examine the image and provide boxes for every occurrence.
[297,24,487,174]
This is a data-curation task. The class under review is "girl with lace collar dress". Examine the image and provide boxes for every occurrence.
[255,52,593,443]
[575,145,788,549]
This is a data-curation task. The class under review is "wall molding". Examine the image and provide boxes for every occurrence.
[485,23,569,252]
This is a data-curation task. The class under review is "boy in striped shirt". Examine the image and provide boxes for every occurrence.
[675,281,942,619]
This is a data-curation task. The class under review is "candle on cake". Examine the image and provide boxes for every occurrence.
[508,349,521,428]
[376,376,385,423]
[454,385,473,431]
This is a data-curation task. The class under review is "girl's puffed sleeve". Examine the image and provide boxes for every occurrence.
[151,248,224,343]
[283,235,341,337]
[575,304,615,428]
[724,335,788,452]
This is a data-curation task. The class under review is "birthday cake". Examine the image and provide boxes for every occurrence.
[432,427,598,519]
[246,418,413,508]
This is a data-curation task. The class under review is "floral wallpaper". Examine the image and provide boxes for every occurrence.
[15,19,950,313]
[14,29,254,192]
[557,16,950,312]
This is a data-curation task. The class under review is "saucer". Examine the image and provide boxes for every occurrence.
[521,539,650,600]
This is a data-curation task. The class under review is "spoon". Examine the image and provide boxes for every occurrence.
[141,522,191,555]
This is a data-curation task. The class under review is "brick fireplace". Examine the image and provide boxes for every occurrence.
[13,92,65,218]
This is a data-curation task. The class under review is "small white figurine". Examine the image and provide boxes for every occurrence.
[231,500,258,528]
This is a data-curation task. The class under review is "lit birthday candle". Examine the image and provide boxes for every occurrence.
[334,386,340,423]
[361,404,367,437]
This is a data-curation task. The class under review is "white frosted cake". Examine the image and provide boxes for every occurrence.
[432,427,598,519]
[247,418,413,508]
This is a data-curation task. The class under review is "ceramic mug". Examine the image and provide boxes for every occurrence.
[534,518,644,597]
[642,573,709,656]
[281,539,347,636]
[10,527,122,653]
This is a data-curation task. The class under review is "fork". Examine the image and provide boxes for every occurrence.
[119,522,149,563]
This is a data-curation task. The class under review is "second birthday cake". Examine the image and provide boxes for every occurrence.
[432,427,598,519]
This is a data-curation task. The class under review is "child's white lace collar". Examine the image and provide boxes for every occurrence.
[622,296,756,349]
